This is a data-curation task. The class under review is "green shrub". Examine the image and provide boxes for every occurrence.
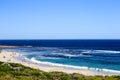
[105,76,120,80]
[0,61,120,80]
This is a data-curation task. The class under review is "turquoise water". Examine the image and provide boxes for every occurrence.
[1,40,120,74]
[3,47,120,74]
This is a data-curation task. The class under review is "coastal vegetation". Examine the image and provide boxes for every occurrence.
[0,61,120,80]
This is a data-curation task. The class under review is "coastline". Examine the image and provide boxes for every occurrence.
[0,45,20,48]
[0,50,119,76]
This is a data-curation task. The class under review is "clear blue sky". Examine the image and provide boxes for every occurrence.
[0,0,120,39]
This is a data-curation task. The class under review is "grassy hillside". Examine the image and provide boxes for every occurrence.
[0,61,120,80]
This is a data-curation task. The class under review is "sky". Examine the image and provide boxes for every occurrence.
[0,0,120,39]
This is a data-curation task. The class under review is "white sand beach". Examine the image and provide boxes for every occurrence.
[0,50,97,76]
[1,50,120,76]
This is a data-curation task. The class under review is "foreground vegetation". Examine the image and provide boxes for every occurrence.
[0,62,120,80]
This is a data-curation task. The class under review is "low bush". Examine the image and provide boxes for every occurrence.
[0,61,120,80]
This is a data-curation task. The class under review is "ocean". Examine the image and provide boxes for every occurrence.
[1,40,120,74]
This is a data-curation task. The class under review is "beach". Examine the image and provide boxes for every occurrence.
[0,50,96,76]
[1,50,120,76]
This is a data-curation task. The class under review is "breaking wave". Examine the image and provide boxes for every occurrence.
[82,50,120,54]
[31,57,120,74]
[49,53,92,57]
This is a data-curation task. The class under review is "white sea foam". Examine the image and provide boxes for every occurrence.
[82,50,120,54]
[50,53,91,57]
[23,46,33,48]
[31,57,89,69]
[30,57,120,74]
[93,50,120,53]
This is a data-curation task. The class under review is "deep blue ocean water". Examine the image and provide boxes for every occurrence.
[1,40,120,73]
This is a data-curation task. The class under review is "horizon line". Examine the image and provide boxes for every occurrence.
[0,39,120,40]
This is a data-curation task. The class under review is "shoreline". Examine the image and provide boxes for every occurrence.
[0,50,120,76]
[0,45,20,48]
